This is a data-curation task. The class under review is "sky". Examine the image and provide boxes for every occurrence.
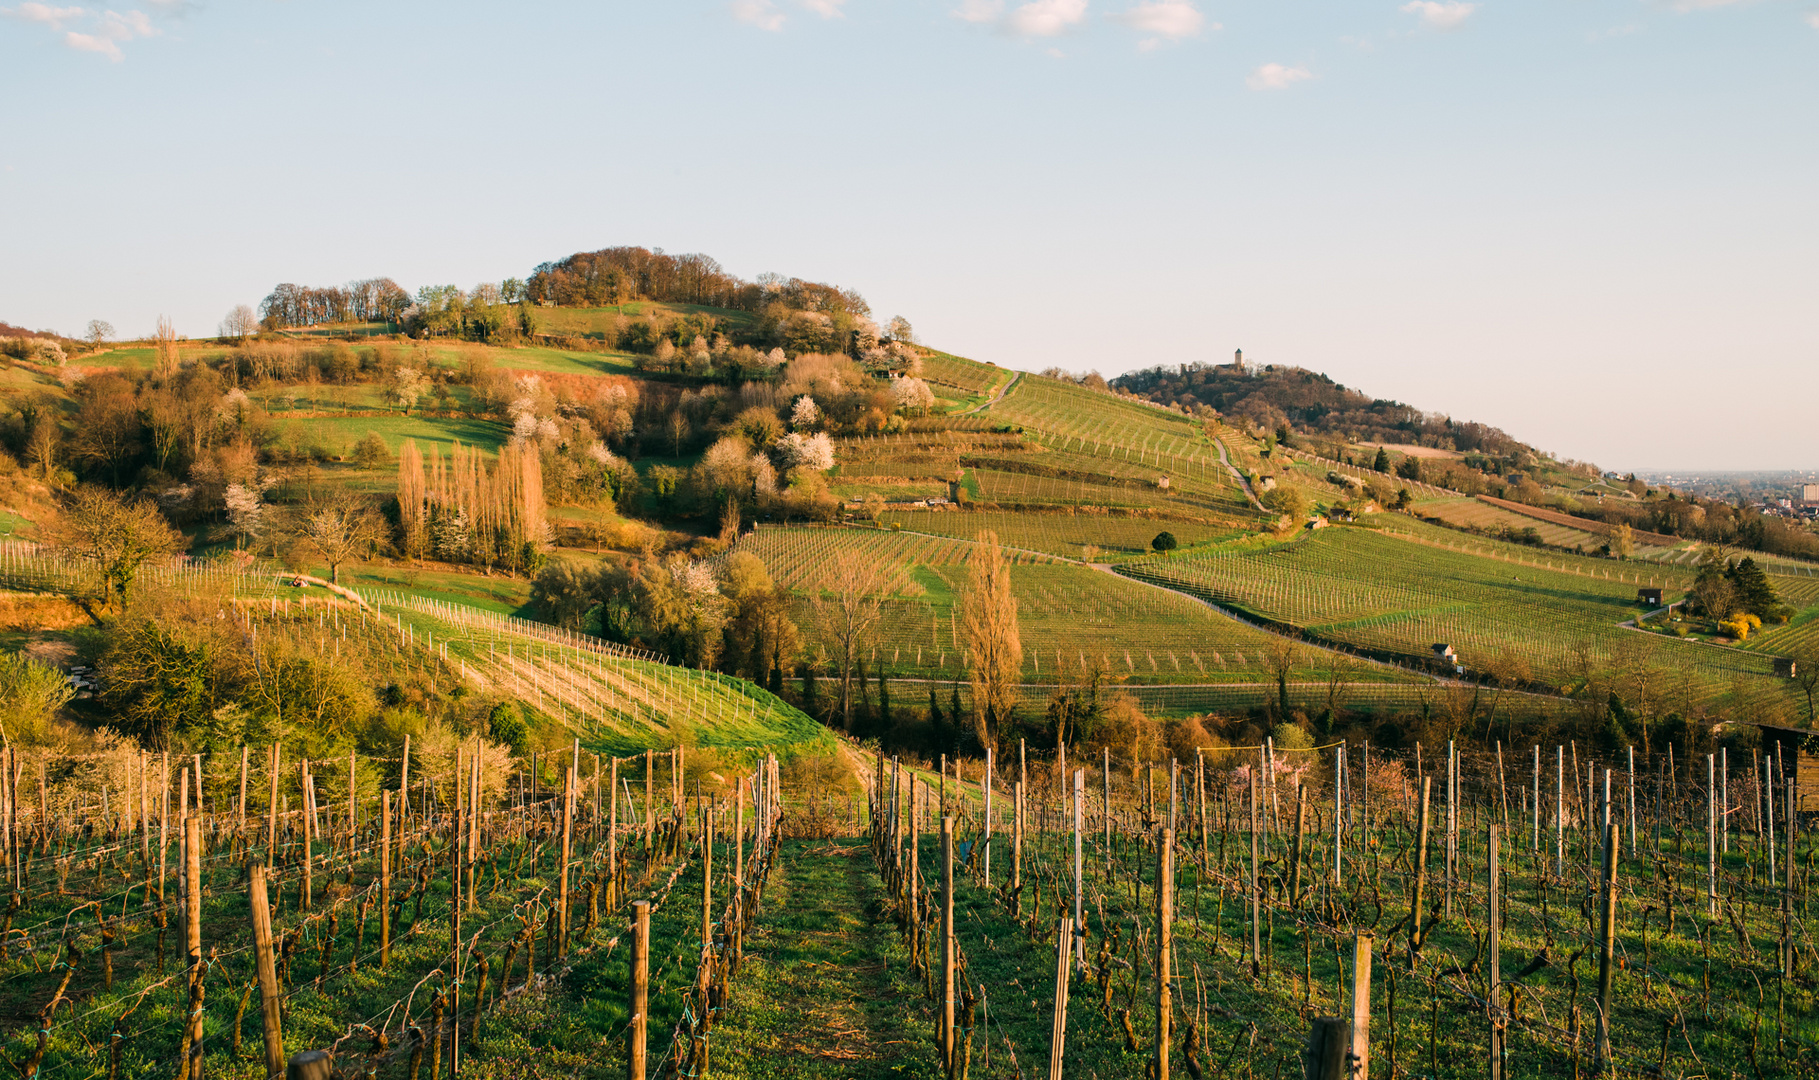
[2,1,1815,472]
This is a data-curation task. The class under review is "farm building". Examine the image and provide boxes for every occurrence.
[1637,587,1664,606]
[1754,725,1819,807]
[1431,643,1457,660]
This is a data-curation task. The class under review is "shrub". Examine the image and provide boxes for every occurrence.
[488,701,529,755]
[352,431,390,468]
[1151,531,1179,554]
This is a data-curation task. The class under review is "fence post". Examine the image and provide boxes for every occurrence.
[380,791,392,968]
[1489,824,1504,1080]
[250,863,284,1079]
[1349,933,1372,1079]
[1048,916,1073,1080]
[1157,828,1173,1080]
[1595,822,1620,1069]
[1412,777,1432,950]
[630,900,650,1080]
[942,816,956,1071]
[560,765,575,958]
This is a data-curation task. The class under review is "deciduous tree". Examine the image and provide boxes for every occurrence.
[51,486,183,607]
[963,530,1022,750]
[813,549,891,732]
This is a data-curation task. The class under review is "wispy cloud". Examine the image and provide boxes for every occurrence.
[953,0,1002,23]
[3,3,86,29]
[955,0,1088,37]
[1112,1,1213,49]
[800,0,846,16]
[1805,10,1819,27]
[1006,0,1088,36]
[1246,62,1312,90]
[1399,1,1477,30]
[731,0,785,30]
[4,4,165,60]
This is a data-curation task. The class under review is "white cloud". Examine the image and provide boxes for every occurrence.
[1112,1,1211,42]
[2,3,86,29]
[800,0,846,15]
[6,4,162,60]
[1399,1,1476,29]
[731,0,785,30]
[1806,11,1819,28]
[64,28,120,58]
[953,0,1002,22]
[1005,0,1087,36]
[954,0,1087,37]
[1246,62,1312,90]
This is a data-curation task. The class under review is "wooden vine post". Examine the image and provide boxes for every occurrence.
[630,900,650,1080]
[559,764,575,957]
[250,862,284,1079]
[1594,821,1619,1070]
[941,815,956,1071]
[1488,824,1504,1080]
[1156,828,1173,1080]
[1412,777,1432,951]
[177,815,204,1080]
[380,790,392,968]
[1048,916,1073,1080]
[1349,933,1372,1080]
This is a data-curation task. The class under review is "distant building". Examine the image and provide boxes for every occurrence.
[1431,643,1457,660]
[1804,483,1819,502]
[1774,657,1798,679]
[1638,587,1663,607]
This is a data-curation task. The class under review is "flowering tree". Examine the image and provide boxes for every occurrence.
[778,431,835,473]
[890,376,936,415]
[790,395,820,430]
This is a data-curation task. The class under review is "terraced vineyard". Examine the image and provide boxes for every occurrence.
[878,509,1243,561]
[730,526,1410,687]
[915,350,1010,395]
[1121,522,1802,707]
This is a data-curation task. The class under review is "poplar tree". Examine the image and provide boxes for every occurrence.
[962,529,1022,750]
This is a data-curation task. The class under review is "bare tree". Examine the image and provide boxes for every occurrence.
[288,490,384,584]
[85,320,114,346]
[50,486,183,607]
[812,549,892,732]
[219,305,257,344]
[1264,636,1301,716]
[963,530,1023,750]
[153,315,179,379]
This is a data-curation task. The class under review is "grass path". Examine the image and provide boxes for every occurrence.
[711,840,939,1079]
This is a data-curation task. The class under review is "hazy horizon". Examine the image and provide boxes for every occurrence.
[4,0,1814,473]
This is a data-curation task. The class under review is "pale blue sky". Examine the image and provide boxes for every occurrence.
[3,1,1815,470]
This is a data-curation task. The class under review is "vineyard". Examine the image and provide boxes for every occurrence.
[877,509,1244,562]
[1120,523,1808,711]
[727,527,1403,687]
[0,704,795,1079]
[861,736,1819,1079]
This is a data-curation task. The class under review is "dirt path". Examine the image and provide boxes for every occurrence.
[960,370,1021,415]
[708,840,937,1079]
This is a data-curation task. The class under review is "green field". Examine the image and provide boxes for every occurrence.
[1122,519,1806,711]
[732,525,1408,686]
[878,508,1242,561]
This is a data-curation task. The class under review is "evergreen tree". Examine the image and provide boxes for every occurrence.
[1726,556,1782,619]
[878,671,892,728]
[1373,447,1391,473]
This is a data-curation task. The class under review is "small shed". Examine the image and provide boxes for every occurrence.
[1431,643,1457,660]
[1774,657,1798,678]
[1755,725,1819,807]
[1637,587,1664,607]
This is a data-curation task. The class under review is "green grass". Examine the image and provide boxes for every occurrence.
[707,840,941,1078]
[278,414,512,457]
[1123,519,1805,710]
[733,525,1409,686]
[879,509,1243,562]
